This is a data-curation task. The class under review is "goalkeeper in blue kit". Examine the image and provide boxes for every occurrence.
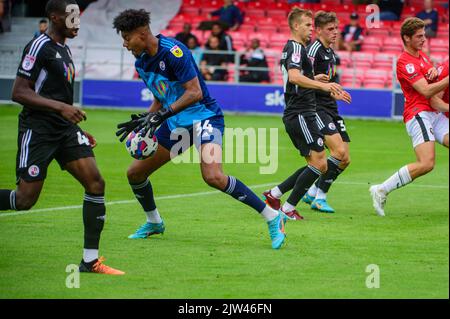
[113,9,290,249]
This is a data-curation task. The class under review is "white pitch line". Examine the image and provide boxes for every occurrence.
[0,181,447,218]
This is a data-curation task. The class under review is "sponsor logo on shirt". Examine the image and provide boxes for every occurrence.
[292,52,301,63]
[22,54,36,71]
[406,63,415,74]
[170,45,183,58]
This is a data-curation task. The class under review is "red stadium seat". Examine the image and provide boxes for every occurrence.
[268,10,287,19]
[430,38,449,51]
[351,52,374,68]
[365,69,389,82]
[361,37,382,52]
[383,37,404,53]
[180,6,200,16]
[245,9,266,18]
[257,24,278,33]
[341,67,365,82]
[373,53,395,70]
[239,24,255,33]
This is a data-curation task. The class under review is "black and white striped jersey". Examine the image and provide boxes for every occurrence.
[16,33,76,132]
[307,39,338,111]
[280,39,317,119]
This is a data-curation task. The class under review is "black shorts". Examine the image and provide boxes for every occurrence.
[315,109,351,142]
[283,113,325,157]
[16,124,94,183]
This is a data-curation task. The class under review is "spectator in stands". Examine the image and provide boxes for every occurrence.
[0,0,12,33]
[379,0,404,21]
[208,0,243,31]
[207,22,233,51]
[33,19,48,38]
[0,0,3,33]
[239,39,270,83]
[175,23,199,46]
[338,13,364,52]
[416,0,439,38]
[201,35,228,81]
[187,36,203,66]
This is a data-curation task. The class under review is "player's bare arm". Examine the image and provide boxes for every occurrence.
[314,74,330,82]
[148,97,162,113]
[430,93,449,112]
[288,69,343,95]
[12,76,86,124]
[412,76,449,99]
[169,76,203,113]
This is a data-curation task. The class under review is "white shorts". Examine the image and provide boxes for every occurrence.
[406,111,449,148]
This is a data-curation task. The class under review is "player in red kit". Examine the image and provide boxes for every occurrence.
[431,60,449,117]
[370,18,449,216]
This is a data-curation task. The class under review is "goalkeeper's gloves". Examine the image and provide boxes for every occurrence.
[116,107,175,142]
[116,112,148,142]
[142,107,174,136]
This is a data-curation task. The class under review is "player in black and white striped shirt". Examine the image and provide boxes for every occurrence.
[0,0,123,275]
[301,11,353,213]
[263,8,351,220]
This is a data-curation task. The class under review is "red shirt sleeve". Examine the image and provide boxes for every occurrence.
[397,58,424,85]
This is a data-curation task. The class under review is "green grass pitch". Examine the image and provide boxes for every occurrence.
[0,104,448,298]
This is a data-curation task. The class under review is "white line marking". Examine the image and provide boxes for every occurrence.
[0,181,447,218]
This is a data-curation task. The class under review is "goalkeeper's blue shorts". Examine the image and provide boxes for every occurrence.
[155,115,224,154]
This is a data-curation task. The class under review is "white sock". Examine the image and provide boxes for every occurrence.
[261,205,279,222]
[315,188,327,200]
[307,184,318,198]
[145,208,162,224]
[282,201,296,213]
[83,249,98,263]
[270,186,283,199]
[381,165,413,194]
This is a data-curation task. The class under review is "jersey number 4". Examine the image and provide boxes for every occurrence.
[77,131,90,146]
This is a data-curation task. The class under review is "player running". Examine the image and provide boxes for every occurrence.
[112,9,288,249]
[0,0,124,274]
[370,17,449,216]
[263,8,351,220]
[300,11,352,213]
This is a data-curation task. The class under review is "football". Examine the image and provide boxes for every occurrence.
[125,128,158,160]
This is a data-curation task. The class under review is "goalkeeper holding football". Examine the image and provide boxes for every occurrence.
[113,9,289,249]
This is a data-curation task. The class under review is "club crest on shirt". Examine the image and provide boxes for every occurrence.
[28,165,40,177]
[159,61,166,71]
[170,45,183,58]
[405,63,415,74]
[22,54,36,71]
[292,52,301,63]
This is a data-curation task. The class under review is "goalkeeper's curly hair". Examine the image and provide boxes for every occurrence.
[113,9,151,33]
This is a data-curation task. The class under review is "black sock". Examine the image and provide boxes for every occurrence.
[315,156,343,193]
[83,193,105,250]
[278,166,307,194]
[130,179,156,212]
[0,189,16,211]
[286,165,322,207]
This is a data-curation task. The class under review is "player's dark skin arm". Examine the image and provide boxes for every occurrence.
[412,76,449,99]
[12,77,86,124]
[169,76,203,113]
[148,97,163,113]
